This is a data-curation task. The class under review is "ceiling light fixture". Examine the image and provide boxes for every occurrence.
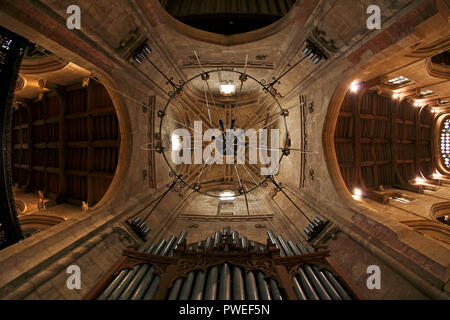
[219,191,235,201]
[420,89,433,96]
[220,83,236,96]
[388,76,409,85]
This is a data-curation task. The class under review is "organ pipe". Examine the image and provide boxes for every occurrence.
[91,228,356,301]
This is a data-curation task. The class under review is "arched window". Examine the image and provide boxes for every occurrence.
[441,119,450,168]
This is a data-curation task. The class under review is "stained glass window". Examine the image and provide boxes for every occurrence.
[441,119,450,168]
[0,35,12,50]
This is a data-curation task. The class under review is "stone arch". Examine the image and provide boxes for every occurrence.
[143,0,310,46]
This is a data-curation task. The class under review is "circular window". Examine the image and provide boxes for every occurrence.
[440,118,450,168]
[159,0,295,35]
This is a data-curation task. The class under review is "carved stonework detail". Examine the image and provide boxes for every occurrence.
[278,251,331,278]
[15,74,25,91]
[312,225,341,247]
[165,255,282,291]
[287,259,331,279]
[114,249,173,277]
[178,214,273,222]
[311,27,339,54]
[112,225,140,248]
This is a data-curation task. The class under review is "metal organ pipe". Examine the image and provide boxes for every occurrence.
[202,236,218,300]
[165,231,190,300]
[214,231,222,247]
[276,235,320,300]
[129,242,164,300]
[311,265,342,300]
[303,264,332,300]
[268,279,283,300]
[205,236,213,250]
[131,233,182,300]
[107,239,166,300]
[143,236,179,300]
[297,242,350,300]
[100,227,353,301]
[240,236,248,249]
[204,266,219,300]
[263,231,284,300]
[129,240,168,300]
[232,266,245,300]
[280,238,331,300]
[239,235,258,300]
[293,239,339,299]
[296,266,320,300]
[190,238,213,300]
[231,231,239,246]
[256,271,271,300]
[178,271,195,300]
[118,243,157,300]
[120,235,177,300]
[218,263,231,300]
[245,271,259,300]
[266,230,277,245]
[277,235,293,256]
[292,276,307,300]
[288,240,300,255]
[276,235,313,300]
[323,270,352,300]
[97,243,155,300]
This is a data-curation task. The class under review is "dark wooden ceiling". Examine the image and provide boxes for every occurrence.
[159,0,295,35]
[12,81,120,206]
[334,89,433,191]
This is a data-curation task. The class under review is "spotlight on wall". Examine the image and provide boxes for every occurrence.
[415,177,425,184]
[350,81,360,93]
[352,188,363,200]
[392,93,399,100]
[414,101,421,107]
[432,172,442,179]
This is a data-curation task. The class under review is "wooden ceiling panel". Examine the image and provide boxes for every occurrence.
[11,81,120,207]
[334,89,433,191]
[66,148,88,171]
[66,89,87,114]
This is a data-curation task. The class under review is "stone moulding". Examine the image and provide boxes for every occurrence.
[178,213,274,222]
